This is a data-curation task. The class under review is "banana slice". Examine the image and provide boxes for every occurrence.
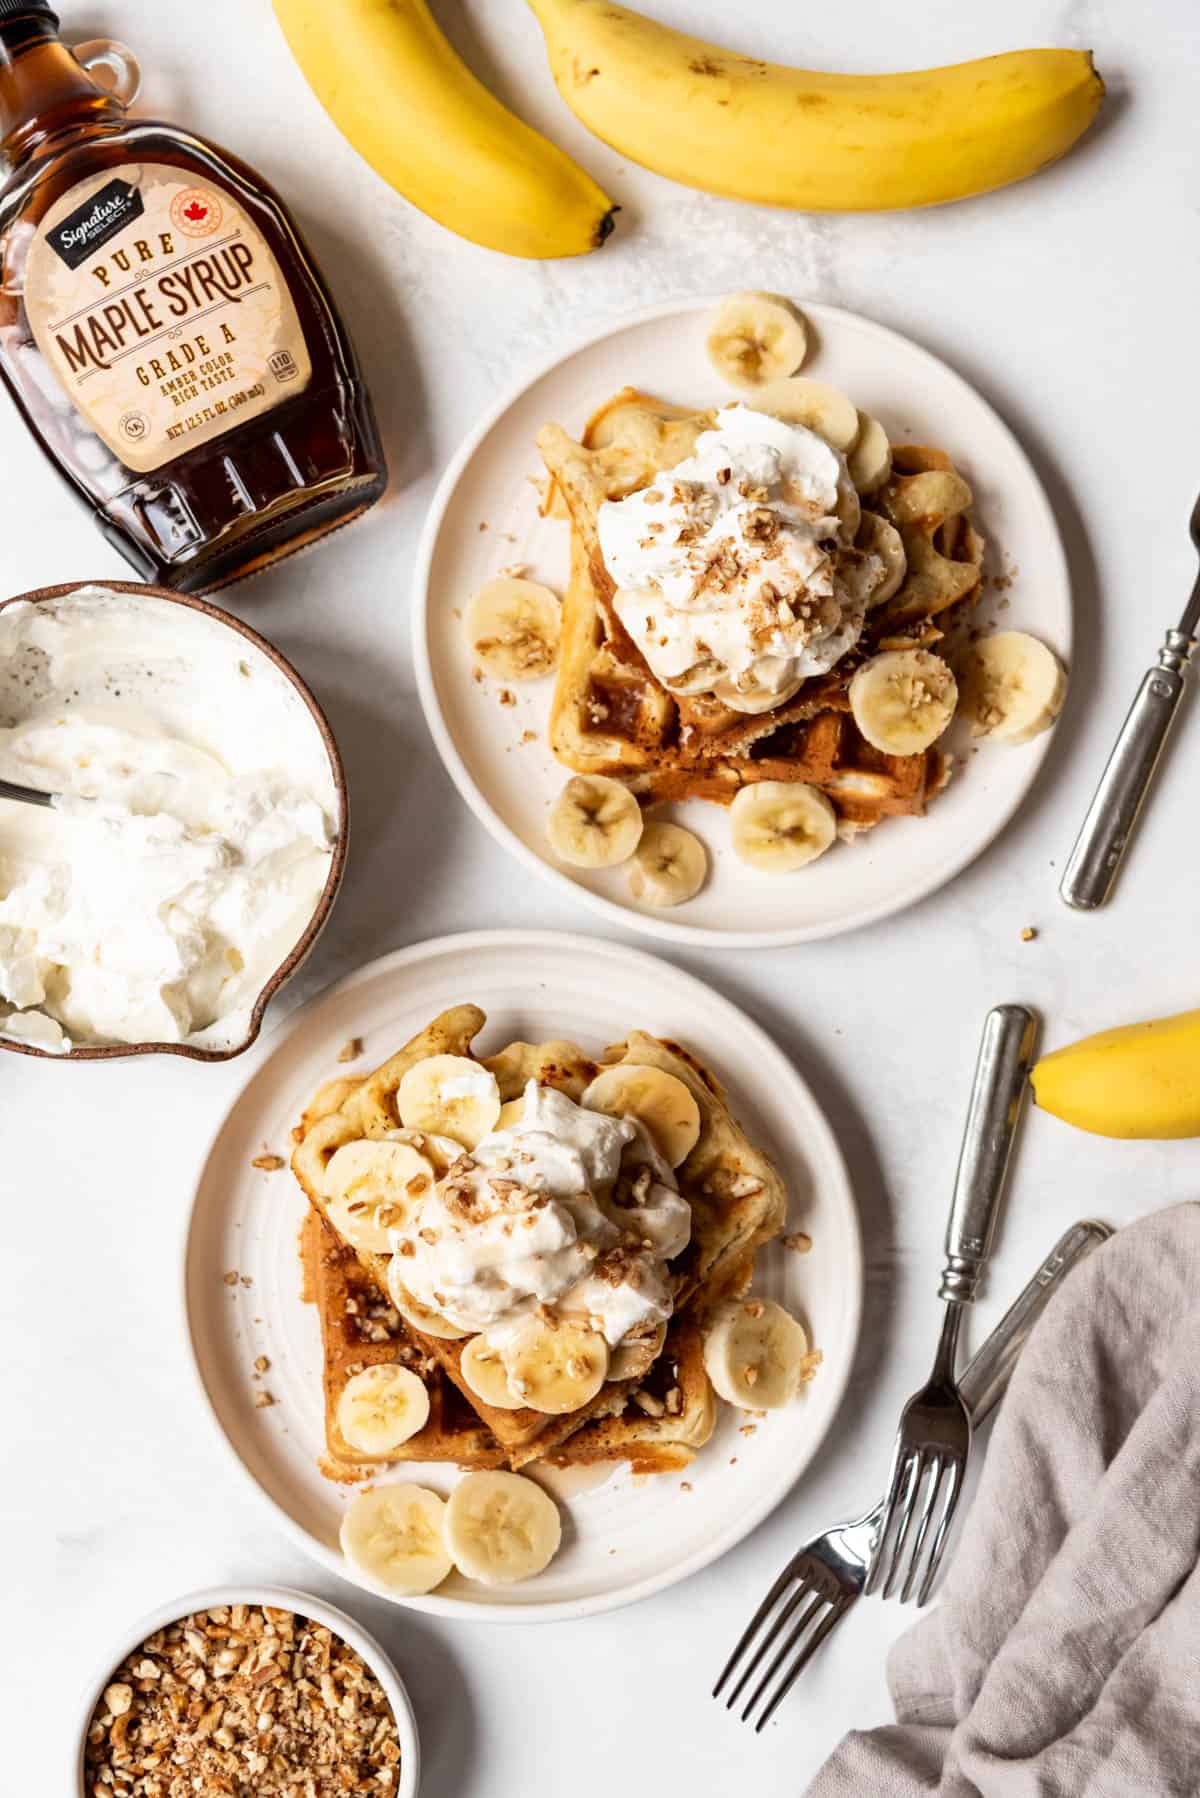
[958,631,1067,745]
[396,1054,501,1150]
[324,1140,436,1252]
[706,292,807,389]
[460,1334,526,1410]
[849,649,958,755]
[703,1296,809,1410]
[547,774,644,868]
[501,1315,610,1414]
[857,512,907,608]
[336,1364,430,1455]
[627,822,707,908]
[712,660,803,715]
[444,1470,562,1585]
[387,1127,465,1177]
[496,1096,526,1131]
[729,780,837,872]
[339,1484,452,1596]
[386,1270,469,1341]
[608,1321,667,1382]
[663,655,726,696]
[465,576,560,680]
[582,1063,701,1166]
[754,376,860,452]
[847,413,892,493]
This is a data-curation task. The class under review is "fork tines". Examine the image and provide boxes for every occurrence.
[866,1445,964,1607]
[713,1554,854,1732]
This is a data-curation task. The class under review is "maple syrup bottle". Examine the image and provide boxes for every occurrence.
[0,4,387,591]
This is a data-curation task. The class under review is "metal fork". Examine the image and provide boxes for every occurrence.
[1061,491,1200,909]
[864,1003,1038,1606]
[714,1217,1110,1730]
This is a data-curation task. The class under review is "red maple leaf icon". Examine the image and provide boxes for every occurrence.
[183,200,208,222]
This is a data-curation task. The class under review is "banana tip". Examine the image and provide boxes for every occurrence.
[1085,50,1106,100]
[594,206,620,248]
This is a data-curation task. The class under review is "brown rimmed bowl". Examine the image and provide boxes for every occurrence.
[0,579,348,1062]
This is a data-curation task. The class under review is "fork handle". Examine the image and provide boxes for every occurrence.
[1060,632,1194,912]
[939,1005,1039,1304]
[958,1219,1112,1422]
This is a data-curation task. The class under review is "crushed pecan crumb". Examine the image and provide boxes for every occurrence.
[337,1037,364,1063]
[251,1154,285,1171]
[84,1605,402,1797]
[253,1389,276,1409]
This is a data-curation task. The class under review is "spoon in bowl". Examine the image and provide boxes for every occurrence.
[0,778,58,809]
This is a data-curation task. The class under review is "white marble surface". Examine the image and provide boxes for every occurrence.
[5,1,1200,1791]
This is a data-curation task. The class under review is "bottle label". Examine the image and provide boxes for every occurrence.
[24,163,312,474]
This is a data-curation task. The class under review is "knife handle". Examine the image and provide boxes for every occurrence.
[959,1219,1112,1423]
[1060,632,1194,912]
[939,1005,1039,1304]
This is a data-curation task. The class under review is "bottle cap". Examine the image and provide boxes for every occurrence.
[0,1,59,23]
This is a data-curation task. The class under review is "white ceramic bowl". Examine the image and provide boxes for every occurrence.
[71,1584,420,1796]
[0,580,348,1062]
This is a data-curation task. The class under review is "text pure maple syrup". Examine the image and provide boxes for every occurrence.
[0,3,387,591]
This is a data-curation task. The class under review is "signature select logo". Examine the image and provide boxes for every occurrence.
[47,179,145,269]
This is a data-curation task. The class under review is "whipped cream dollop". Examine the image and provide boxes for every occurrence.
[597,404,872,711]
[0,590,337,1052]
[388,1081,692,1351]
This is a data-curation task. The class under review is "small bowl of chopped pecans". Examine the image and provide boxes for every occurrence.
[75,1586,420,1797]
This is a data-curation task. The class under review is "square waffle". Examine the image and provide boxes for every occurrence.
[538,388,984,833]
[302,1206,729,1479]
[300,1207,505,1478]
[291,1005,787,1472]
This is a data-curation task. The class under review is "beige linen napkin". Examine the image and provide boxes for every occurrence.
[807,1201,1200,1798]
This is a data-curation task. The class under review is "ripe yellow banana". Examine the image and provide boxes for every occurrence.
[272,0,615,258]
[525,0,1104,212]
[1031,1009,1200,1140]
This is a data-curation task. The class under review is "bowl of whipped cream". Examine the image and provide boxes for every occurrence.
[0,581,347,1060]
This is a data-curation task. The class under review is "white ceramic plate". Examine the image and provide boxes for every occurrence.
[184,930,861,1622]
[414,296,1071,947]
